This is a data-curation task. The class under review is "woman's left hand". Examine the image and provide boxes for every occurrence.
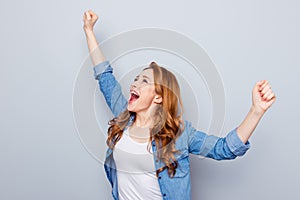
[252,80,276,114]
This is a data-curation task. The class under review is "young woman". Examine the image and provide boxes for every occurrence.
[83,10,276,200]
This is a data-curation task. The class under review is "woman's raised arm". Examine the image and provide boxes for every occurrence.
[82,10,128,117]
[83,10,105,66]
[236,80,276,143]
[187,80,276,160]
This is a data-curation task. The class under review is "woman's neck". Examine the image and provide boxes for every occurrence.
[135,112,153,128]
[134,103,159,128]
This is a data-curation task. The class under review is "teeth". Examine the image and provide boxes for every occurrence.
[131,90,139,96]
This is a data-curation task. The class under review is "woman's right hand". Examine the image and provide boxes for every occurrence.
[83,10,98,31]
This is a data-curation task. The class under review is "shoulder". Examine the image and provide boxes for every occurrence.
[177,119,209,144]
[180,119,205,137]
[175,119,199,148]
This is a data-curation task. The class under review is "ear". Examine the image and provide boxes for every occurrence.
[153,95,162,104]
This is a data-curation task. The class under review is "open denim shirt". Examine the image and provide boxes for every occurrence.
[93,60,250,200]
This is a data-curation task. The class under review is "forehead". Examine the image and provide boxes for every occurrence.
[138,68,154,80]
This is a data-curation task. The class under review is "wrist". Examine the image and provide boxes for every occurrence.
[250,105,265,117]
[83,27,94,34]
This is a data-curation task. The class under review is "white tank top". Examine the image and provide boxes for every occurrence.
[113,128,163,200]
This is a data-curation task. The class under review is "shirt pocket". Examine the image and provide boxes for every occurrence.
[173,154,190,178]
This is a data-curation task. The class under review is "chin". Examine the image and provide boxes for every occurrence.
[127,104,135,112]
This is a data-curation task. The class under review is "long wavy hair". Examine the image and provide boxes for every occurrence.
[106,61,184,178]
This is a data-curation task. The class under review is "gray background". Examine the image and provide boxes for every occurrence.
[1,0,299,199]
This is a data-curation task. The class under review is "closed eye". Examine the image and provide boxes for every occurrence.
[134,75,150,84]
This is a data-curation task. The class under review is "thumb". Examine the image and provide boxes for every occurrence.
[85,11,91,20]
[257,80,265,86]
[254,80,263,91]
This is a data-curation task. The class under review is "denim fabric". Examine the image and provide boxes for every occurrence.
[93,60,250,200]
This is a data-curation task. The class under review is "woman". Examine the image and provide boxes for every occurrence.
[83,10,276,200]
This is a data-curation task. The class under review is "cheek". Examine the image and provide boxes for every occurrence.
[147,86,156,95]
[140,87,156,101]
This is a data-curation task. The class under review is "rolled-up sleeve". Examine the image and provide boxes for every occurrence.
[93,60,112,80]
[225,127,250,157]
[204,127,251,160]
[187,119,251,160]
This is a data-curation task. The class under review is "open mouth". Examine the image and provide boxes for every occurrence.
[129,90,140,103]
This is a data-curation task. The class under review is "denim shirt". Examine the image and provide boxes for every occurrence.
[93,60,250,200]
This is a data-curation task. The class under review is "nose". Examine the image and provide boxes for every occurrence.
[130,82,137,90]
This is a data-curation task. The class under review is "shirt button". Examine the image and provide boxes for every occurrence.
[163,193,166,196]
[155,159,158,162]
[152,143,156,147]
[158,176,161,179]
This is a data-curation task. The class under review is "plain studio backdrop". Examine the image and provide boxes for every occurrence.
[1,0,299,199]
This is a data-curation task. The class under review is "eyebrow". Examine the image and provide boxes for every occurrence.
[135,75,150,80]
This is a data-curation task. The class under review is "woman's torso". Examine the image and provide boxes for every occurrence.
[113,128,163,200]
